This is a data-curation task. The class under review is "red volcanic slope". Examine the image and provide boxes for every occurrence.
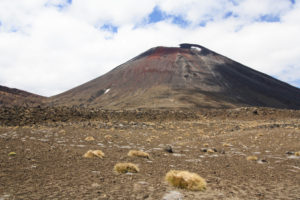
[51,44,300,109]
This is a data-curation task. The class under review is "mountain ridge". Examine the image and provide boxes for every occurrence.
[0,85,45,107]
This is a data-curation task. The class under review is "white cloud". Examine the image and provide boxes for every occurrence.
[68,0,156,26]
[0,0,299,96]
[233,0,292,19]
[157,0,233,24]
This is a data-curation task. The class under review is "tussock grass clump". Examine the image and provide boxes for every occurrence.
[165,170,206,191]
[295,151,300,156]
[8,152,16,156]
[128,150,149,159]
[246,155,258,161]
[207,149,215,153]
[203,143,209,147]
[146,136,158,142]
[83,150,105,159]
[85,136,95,141]
[58,130,66,135]
[223,143,232,147]
[114,163,139,173]
[104,135,112,140]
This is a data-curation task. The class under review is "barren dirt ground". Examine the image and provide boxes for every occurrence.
[1,112,300,199]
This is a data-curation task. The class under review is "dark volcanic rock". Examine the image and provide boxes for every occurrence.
[164,145,173,153]
[0,106,198,126]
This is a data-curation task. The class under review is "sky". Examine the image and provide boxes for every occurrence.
[0,0,299,97]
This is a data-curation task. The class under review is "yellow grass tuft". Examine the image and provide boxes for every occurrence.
[165,170,206,191]
[146,138,152,143]
[104,135,112,140]
[85,136,95,141]
[83,150,105,159]
[114,163,139,173]
[295,151,300,156]
[223,143,232,147]
[146,136,158,142]
[128,150,149,159]
[8,152,16,156]
[246,155,258,161]
[58,130,66,135]
[207,149,215,153]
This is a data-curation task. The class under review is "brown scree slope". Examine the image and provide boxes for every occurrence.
[0,85,45,107]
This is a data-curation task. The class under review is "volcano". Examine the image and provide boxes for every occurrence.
[51,44,300,109]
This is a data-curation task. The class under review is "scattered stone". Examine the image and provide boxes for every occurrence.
[201,148,207,152]
[91,183,101,188]
[133,181,149,192]
[164,145,173,153]
[162,191,183,200]
[287,155,300,159]
[172,153,184,157]
[253,110,258,115]
[258,159,268,164]
[286,151,294,155]
[91,171,101,175]
[0,194,10,200]
[85,136,95,141]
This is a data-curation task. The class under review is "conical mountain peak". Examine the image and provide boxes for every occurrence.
[51,44,300,110]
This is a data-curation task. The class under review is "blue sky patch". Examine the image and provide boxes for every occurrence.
[148,6,189,27]
[199,21,207,27]
[45,0,72,11]
[149,6,166,23]
[224,11,233,18]
[259,14,280,23]
[228,0,239,6]
[290,0,296,4]
[10,27,18,32]
[171,15,189,28]
[223,11,239,19]
[101,24,118,33]
[290,79,300,88]
[198,16,214,27]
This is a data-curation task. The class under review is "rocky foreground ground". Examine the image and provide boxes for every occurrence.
[0,107,300,199]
